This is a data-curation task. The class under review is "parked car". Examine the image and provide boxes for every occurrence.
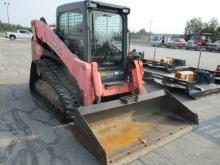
[186,35,208,50]
[165,38,173,48]
[150,36,162,47]
[168,38,186,49]
[5,30,33,40]
[206,40,220,52]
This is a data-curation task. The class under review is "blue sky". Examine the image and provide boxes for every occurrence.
[0,0,220,34]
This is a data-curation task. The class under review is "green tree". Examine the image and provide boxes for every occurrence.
[209,17,219,32]
[208,18,219,41]
[216,27,220,41]
[185,17,220,41]
[0,21,31,33]
[184,18,203,40]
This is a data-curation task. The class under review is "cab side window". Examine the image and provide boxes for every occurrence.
[19,30,26,34]
[59,13,68,34]
[58,10,84,58]
[59,10,83,35]
[69,12,83,34]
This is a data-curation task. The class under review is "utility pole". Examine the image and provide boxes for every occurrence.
[149,20,153,42]
[197,45,202,69]
[4,2,10,25]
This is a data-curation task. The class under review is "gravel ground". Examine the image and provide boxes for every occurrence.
[0,39,220,165]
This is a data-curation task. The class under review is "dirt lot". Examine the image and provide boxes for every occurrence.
[0,39,220,165]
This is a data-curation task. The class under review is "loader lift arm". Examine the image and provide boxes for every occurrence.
[32,20,95,105]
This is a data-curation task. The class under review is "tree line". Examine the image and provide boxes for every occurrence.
[184,17,220,42]
[2,17,219,42]
[129,17,220,42]
[129,28,150,40]
[0,21,31,33]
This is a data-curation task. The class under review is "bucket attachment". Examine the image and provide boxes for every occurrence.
[142,59,186,73]
[73,90,198,165]
[143,69,220,99]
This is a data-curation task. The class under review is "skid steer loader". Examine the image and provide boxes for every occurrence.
[30,1,198,164]
[142,58,186,73]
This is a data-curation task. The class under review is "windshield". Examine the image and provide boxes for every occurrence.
[191,35,201,40]
[191,35,206,40]
[91,11,123,67]
[151,36,160,41]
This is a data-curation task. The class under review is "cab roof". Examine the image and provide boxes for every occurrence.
[57,0,130,14]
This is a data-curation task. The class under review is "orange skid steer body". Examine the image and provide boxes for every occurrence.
[30,1,198,165]
[31,20,143,106]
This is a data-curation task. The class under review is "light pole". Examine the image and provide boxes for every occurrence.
[197,45,202,69]
[4,2,10,25]
[149,20,153,42]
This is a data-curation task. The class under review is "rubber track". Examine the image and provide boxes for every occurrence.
[35,59,80,115]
